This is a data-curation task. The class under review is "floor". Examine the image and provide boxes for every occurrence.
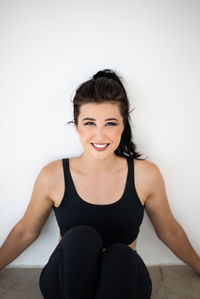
[0,265,199,298]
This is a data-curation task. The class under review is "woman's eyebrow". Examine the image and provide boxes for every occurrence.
[81,117,119,122]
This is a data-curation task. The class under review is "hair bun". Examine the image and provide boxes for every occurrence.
[93,69,118,80]
[93,68,124,90]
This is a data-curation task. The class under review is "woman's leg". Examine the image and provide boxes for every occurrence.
[39,242,63,298]
[94,243,152,299]
[135,253,153,298]
[39,225,103,299]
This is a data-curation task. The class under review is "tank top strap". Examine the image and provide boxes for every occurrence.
[62,158,70,185]
[126,156,134,193]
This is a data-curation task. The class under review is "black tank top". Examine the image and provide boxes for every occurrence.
[53,156,145,248]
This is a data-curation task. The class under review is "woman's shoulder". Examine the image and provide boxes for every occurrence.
[133,158,162,200]
[42,156,79,183]
[42,158,63,175]
[134,157,158,172]
[39,158,67,205]
[40,158,68,190]
[43,156,77,169]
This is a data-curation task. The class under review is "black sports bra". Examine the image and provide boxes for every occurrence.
[53,156,145,248]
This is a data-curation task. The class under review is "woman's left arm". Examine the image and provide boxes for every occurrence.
[159,224,200,275]
[144,161,200,275]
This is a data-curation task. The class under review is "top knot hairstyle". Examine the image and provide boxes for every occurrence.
[67,69,146,160]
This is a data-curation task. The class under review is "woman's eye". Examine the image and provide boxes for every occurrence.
[106,122,117,126]
[84,122,117,126]
[84,122,94,125]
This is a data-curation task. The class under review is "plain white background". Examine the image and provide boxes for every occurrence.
[0,0,200,267]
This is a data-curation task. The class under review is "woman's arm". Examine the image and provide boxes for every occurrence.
[144,161,200,275]
[0,221,38,271]
[0,162,55,271]
[159,224,200,275]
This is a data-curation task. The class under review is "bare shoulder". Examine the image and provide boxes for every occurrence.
[136,159,165,195]
[41,159,64,196]
[42,158,64,180]
[134,158,161,200]
[43,159,63,175]
[134,158,159,173]
[134,158,179,240]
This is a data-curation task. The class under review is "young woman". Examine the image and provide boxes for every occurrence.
[0,69,199,299]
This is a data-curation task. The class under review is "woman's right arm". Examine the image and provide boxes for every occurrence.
[0,162,55,271]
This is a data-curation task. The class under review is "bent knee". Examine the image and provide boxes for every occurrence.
[60,225,103,248]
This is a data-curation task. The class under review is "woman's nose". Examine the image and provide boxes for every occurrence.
[94,128,107,139]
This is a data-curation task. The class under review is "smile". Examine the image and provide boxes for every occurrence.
[91,143,110,151]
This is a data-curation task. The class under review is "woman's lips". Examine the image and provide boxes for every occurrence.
[91,143,110,151]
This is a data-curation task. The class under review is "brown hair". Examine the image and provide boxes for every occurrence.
[67,69,147,160]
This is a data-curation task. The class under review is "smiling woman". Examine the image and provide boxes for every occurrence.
[1,68,199,299]
[74,102,126,160]
[68,69,143,161]
[37,69,152,299]
[39,69,200,298]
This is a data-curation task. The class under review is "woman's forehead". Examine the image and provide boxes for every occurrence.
[79,102,121,115]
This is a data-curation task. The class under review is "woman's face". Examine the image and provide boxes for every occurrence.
[76,102,125,158]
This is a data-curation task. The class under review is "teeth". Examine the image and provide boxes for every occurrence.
[93,143,107,148]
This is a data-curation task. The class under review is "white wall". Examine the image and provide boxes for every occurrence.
[0,0,200,267]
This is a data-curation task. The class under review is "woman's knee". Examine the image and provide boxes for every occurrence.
[60,225,103,249]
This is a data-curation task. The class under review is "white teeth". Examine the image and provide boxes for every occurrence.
[93,143,107,148]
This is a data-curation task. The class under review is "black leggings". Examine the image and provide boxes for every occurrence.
[39,225,152,299]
